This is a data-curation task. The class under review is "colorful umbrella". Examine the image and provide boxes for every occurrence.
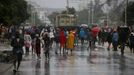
[80,24,88,27]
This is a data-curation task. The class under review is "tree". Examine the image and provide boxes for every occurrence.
[122,1,134,26]
[103,0,126,26]
[67,7,76,14]
[0,0,29,26]
[61,7,76,14]
[93,0,105,23]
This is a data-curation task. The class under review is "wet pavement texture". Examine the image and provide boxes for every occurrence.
[2,44,134,75]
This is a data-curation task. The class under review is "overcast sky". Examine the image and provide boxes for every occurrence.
[32,0,76,8]
[31,0,106,9]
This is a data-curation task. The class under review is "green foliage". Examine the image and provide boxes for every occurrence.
[61,7,76,14]
[0,0,29,26]
[122,2,134,26]
[67,7,76,14]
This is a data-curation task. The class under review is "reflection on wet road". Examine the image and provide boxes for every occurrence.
[2,45,134,75]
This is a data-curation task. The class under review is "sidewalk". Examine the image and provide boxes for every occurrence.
[0,63,13,74]
[0,43,13,74]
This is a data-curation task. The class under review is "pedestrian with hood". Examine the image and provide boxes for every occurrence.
[59,28,66,54]
[66,30,75,54]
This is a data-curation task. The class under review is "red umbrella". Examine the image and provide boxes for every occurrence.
[91,26,100,37]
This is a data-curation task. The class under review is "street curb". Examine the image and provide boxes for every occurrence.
[0,63,13,75]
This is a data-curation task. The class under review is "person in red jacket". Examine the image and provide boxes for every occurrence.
[59,29,66,54]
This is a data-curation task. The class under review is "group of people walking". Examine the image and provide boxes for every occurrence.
[10,25,134,72]
[98,26,134,55]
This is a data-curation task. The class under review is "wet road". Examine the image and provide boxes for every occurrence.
[2,44,134,75]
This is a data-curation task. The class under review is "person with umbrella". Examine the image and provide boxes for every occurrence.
[79,28,86,46]
[91,25,100,47]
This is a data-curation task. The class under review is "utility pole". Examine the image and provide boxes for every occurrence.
[125,0,128,26]
[66,0,69,26]
[87,0,94,25]
[67,0,69,8]
[90,0,94,24]
[88,4,90,25]
[107,6,109,27]
[68,0,91,25]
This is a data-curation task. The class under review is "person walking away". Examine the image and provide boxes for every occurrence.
[24,32,31,54]
[43,33,51,59]
[30,29,36,54]
[49,30,54,48]
[74,29,79,46]
[11,32,24,72]
[107,28,113,51]
[87,28,92,50]
[118,27,129,55]
[54,30,60,54]
[129,30,134,53]
[59,29,66,54]
[91,26,100,48]
[64,29,69,52]
[79,28,85,46]
[66,31,75,54]
[112,30,119,51]
[101,29,107,46]
[35,34,41,59]
[31,37,36,54]
[98,29,102,45]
